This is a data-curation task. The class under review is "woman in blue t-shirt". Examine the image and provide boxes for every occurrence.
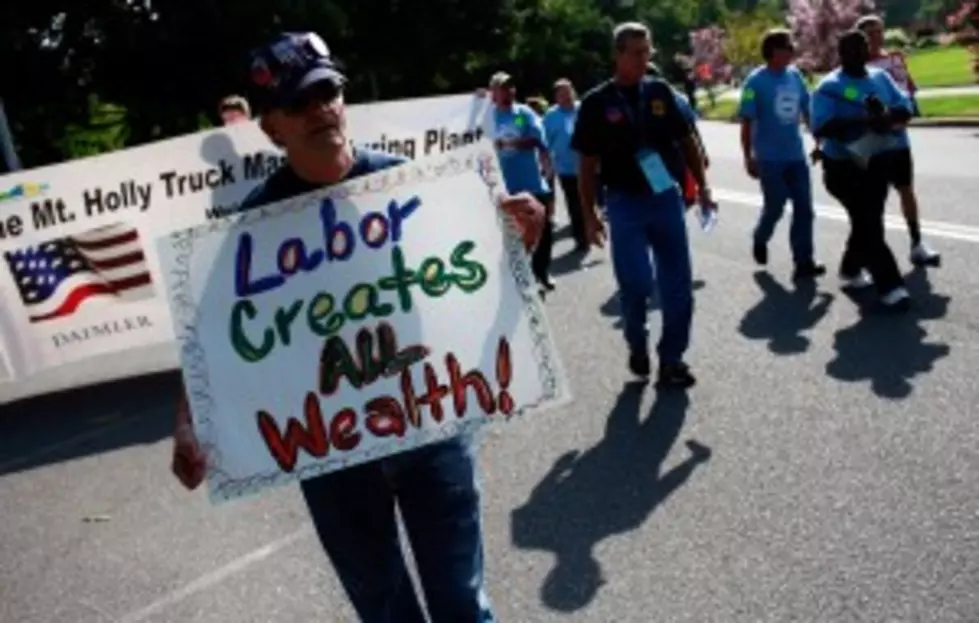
[810,29,912,311]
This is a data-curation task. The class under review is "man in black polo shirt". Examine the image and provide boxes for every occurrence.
[572,21,714,388]
[170,31,545,622]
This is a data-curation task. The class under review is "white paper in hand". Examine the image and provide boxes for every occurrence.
[845,133,900,168]
[699,204,718,233]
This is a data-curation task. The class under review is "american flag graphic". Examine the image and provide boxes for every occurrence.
[4,223,154,323]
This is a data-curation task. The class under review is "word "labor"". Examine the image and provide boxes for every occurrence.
[234,194,422,298]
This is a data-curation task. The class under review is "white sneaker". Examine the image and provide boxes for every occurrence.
[881,286,911,308]
[840,270,873,289]
[910,242,940,266]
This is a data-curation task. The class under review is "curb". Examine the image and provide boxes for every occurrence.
[701,116,979,128]
[909,117,979,127]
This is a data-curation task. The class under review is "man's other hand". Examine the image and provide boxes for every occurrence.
[499,192,545,250]
[698,185,716,211]
[583,211,606,248]
[172,411,208,491]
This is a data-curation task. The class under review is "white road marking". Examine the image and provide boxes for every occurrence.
[714,188,979,244]
[116,527,310,623]
[553,183,979,245]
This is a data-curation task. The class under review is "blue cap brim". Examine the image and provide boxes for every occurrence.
[251,63,347,112]
[296,66,346,92]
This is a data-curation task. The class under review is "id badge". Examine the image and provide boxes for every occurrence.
[636,148,676,194]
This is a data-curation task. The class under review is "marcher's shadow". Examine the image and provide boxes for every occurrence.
[600,280,706,329]
[199,130,260,219]
[510,382,711,612]
[826,268,951,399]
[554,223,573,240]
[739,271,833,355]
[550,246,603,277]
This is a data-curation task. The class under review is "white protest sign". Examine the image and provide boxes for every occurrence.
[0,93,495,404]
[157,142,568,503]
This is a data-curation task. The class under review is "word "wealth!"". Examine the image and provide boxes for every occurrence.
[257,323,517,473]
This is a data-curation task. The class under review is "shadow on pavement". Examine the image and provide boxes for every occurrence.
[825,268,952,399]
[550,246,603,278]
[0,371,181,477]
[554,223,573,241]
[510,381,711,613]
[599,279,707,330]
[739,271,834,355]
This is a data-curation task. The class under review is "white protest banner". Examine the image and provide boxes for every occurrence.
[157,142,568,503]
[0,93,495,404]
[0,291,23,383]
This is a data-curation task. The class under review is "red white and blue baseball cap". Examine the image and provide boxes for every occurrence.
[247,32,347,112]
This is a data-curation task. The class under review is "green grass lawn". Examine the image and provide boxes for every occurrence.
[918,93,979,117]
[701,93,979,121]
[906,45,976,89]
[701,99,738,121]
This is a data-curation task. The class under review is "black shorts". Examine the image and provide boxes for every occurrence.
[882,147,913,189]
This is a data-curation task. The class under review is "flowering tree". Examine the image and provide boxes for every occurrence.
[689,26,730,83]
[946,0,979,30]
[787,0,877,71]
[946,1,979,80]
[687,9,784,87]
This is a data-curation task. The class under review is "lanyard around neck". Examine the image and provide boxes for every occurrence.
[615,80,647,133]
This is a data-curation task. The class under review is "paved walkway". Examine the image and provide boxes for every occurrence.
[3,124,979,622]
[716,84,979,101]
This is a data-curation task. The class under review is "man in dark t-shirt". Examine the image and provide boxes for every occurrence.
[572,22,714,389]
[170,32,544,622]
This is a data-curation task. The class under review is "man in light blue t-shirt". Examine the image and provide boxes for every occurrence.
[542,78,587,252]
[490,71,554,290]
[490,71,555,290]
[738,29,825,281]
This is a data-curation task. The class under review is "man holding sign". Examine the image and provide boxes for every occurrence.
[171,32,545,622]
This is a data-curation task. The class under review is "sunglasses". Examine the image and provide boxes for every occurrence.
[283,80,342,115]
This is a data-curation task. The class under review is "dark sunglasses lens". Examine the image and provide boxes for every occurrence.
[286,81,340,114]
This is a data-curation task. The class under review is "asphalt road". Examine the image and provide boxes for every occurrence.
[3,123,979,623]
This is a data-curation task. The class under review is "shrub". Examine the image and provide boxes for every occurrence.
[884,28,911,49]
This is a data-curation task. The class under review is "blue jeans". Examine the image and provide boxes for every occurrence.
[606,186,693,365]
[300,435,493,623]
[754,159,815,264]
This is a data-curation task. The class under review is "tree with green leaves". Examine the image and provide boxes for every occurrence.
[0,0,516,167]
[0,0,755,168]
[722,8,786,72]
